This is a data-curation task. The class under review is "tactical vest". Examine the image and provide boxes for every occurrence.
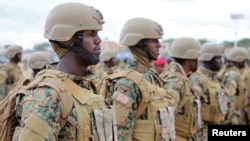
[0,62,23,97]
[99,69,176,141]
[160,62,197,138]
[222,67,246,110]
[194,72,227,123]
[15,70,117,141]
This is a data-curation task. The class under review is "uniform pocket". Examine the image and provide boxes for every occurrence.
[112,91,133,126]
[18,114,53,141]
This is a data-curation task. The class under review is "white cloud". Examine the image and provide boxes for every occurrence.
[0,0,249,50]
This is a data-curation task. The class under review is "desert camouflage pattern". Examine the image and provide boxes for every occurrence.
[0,62,23,101]
[189,66,228,141]
[160,62,198,140]
[107,59,173,140]
[13,69,112,141]
[220,66,246,125]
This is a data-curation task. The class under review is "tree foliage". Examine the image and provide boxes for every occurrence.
[162,38,250,48]
[33,42,50,51]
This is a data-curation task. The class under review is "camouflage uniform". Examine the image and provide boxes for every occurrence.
[190,66,227,140]
[220,47,248,125]
[0,44,23,101]
[15,69,100,141]
[13,2,108,141]
[161,37,201,141]
[189,43,227,141]
[242,65,250,124]
[108,60,162,140]
[105,17,176,141]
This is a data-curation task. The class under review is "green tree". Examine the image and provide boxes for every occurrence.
[33,42,50,51]
[199,39,211,45]
[238,38,250,47]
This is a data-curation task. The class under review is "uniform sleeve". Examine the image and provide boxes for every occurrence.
[189,73,203,98]
[223,72,237,97]
[110,77,141,141]
[162,77,184,104]
[16,86,62,141]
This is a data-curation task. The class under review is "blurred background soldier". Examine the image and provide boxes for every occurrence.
[220,47,247,125]
[189,43,228,141]
[0,45,23,101]
[27,51,51,77]
[152,57,167,75]
[95,49,119,78]
[160,37,200,141]
[241,48,250,124]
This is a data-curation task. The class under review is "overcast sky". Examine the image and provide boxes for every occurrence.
[0,0,249,50]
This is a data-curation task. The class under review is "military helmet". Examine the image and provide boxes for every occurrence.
[169,37,200,59]
[226,47,247,62]
[198,43,223,61]
[44,2,105,41]
[5,45,23,59]
[27,52,50,69]
[100,49,117,62]
[119,17,164,46]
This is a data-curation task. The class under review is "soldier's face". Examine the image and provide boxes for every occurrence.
[212,56,223,71]
[16,52,22,62]
[147,39,161,57]
[82,30,102,55]
[190,59,198,72]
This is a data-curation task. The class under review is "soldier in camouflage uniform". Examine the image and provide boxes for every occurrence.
[241,51,250,124]
[95,49,119,79]
[27,51,50,77]
[0,45,23,101]
[104,17,176,141]
[12,2,110,141]
[220,47,248,125]
[189,43,228,141]
[160,37,201,141]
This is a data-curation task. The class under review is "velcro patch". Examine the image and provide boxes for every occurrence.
[116,93,129,104]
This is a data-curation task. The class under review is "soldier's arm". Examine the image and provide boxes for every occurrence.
[16,87,62,141]
[111,78,141,141]
[162,77,184,104]
[189,73,204,99]
[223,73,237,97]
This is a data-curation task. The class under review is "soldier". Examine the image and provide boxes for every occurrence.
[0,45,23,101]
[242,50,250,124]
[101,17,176,141]
[189,43,228,141]
[95,49,119,78]
[220,47,248,125]
[12,2,114,141]
[160,37,201,141]
[27,52,50,77]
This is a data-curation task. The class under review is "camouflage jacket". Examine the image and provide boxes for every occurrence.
[15,69,101,141]
[0,62,22,101]
[107,59,162,140]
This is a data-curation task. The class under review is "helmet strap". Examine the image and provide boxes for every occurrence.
[137,40,156,60]
[50,34,99,66]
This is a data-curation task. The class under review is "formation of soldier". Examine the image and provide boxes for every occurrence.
[0,2,250,141]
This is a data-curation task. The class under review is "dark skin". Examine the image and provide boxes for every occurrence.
[178,59,198,76]
[231,61,245,69]
[202,56,223,72]
[104,57,119,68]
[57,30,102,76]
[10,52,22,64]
